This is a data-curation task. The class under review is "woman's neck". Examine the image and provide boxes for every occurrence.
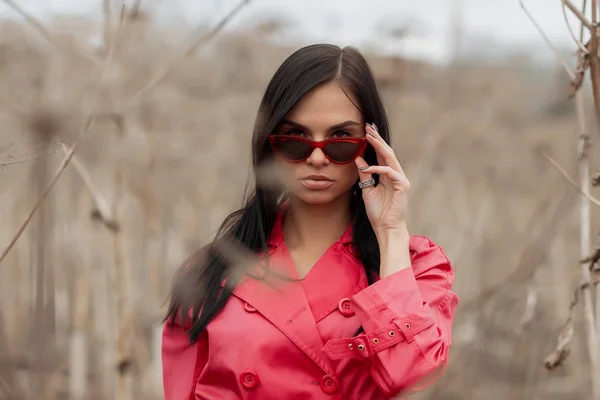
[282,194,353,250]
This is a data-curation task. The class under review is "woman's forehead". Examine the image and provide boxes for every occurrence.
[284,82,363,126]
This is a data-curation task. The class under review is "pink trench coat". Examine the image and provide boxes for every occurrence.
[162,209,459,400]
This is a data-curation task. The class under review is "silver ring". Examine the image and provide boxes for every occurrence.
[358,178,375,189]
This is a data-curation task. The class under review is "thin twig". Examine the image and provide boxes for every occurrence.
[1,154,46,168]
[544,281,594,369]
[519,0,575,79]
[0,6,126,266]
[60,143,119,231]
[0,0,100,64]
[571,41,591,96]
[0,376,15,399]
[564,0,593,31]
[103,0,112,54]
[541,151,600,208]
[121,0,251,110]
[516,285,538,332]
[563,0,591,54]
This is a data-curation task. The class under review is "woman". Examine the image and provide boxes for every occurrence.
[162,44,458,400]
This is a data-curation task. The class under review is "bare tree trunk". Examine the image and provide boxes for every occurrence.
[574,84,600,398]
[68,217,90,400]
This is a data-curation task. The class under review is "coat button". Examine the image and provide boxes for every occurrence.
[244,302,257,312]
[320,375,338,394]
[239,370,259,390]
[338,298,355,316]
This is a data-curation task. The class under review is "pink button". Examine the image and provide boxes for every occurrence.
[320,375,338,394]
[240,370,260,390]
[338,298,355,317]
[244,302,257,312]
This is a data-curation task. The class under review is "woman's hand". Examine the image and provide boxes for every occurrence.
[355,123,410,238]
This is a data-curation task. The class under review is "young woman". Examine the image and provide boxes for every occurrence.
[162,44,458,400]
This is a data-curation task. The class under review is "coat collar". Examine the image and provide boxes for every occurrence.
[228,201,357,376]
[231,245,336,375]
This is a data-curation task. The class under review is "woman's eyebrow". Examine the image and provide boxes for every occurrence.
[280,119,306,129]
[279,120,360,130]
[329,120,360,130]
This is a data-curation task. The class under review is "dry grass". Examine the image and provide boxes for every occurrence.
[0,7,598,400]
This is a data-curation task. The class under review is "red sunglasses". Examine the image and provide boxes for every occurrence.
[268,135,367,164]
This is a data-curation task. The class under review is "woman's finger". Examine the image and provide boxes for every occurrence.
[355,156,376,194]
[365,124,402,172]
[359,165,410,191]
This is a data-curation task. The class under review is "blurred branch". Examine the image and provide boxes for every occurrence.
[544,281,593,369]
[588,0,600,131]
[121,0,251,111]
[131,0,142,16]
[103,0,112,54]
[519,0,575,79]
[60,143,119,231]
[0,376,16,399]
[0,6,126,266]
[516,285,538,332]
[564,0,593,31]
[563,0,590,54]
[0,0,100,64]
[540,151,600,207]
[571,40,591,96]
[1,153,46,168]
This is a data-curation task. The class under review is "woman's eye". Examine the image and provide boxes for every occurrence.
[332,130,352,137]
[283,128,304,136]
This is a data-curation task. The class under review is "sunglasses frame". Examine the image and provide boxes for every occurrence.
[268,135,368,164]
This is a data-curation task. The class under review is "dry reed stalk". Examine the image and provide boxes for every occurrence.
[521,0,600,396]
[103,0,112,55]
[588,0,600,128]
[541,151,600,207]
[120,0,252,111]
[0,6,125,266]
[110,166,135,400]
[0,0,100,64]
[68,230,92,400]
[60,143,118,231]
[0,310,19,399]
[31,130,51,399]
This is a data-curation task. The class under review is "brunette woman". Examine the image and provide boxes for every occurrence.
[162,43,458,400]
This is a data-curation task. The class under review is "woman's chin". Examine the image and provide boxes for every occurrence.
[293,189,346,206]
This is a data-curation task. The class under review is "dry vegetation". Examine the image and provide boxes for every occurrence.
[0,2,599,399]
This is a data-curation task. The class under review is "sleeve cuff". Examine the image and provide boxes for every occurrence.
[351,267,437,342]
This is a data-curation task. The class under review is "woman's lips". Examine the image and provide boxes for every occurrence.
[300,175,334,190]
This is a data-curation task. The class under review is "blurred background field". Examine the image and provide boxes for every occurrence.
[1,0,599,399]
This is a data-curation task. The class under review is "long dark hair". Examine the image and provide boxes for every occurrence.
[165,44,392,343]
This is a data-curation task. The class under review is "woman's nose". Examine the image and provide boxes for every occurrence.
[306,147,329,167]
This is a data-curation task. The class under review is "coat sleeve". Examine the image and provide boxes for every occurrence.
[161,316,208,400]
[323,236,458,397]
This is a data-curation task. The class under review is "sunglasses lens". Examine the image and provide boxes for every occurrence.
[272,138,313,161]
[324,141,362,163]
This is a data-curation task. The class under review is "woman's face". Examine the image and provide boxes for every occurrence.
[271,81,366,205]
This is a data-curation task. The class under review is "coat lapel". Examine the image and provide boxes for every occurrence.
[231,244,335,376]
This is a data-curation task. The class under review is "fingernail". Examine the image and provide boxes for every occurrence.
[366,124,376,137]
[358,166,369,171]
[371,123,378,132]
